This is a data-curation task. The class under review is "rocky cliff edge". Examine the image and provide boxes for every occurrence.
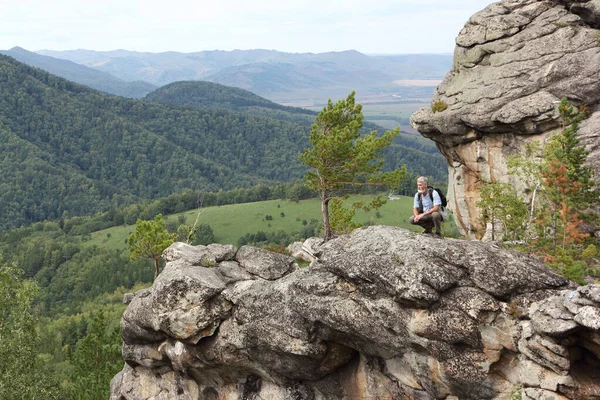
[410,0,600,239]
[110,226,600,399]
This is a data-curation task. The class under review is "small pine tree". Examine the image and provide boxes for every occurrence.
[329,198,360,235]
[544,99,597,217]
[299,91,406,240]
[127,214,176,280]
[478,98,599,282]
[477,183,528,241]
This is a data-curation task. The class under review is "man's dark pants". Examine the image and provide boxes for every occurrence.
[409,212,442,235]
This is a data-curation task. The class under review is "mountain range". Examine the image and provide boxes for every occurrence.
[0,47,156,98]
[34,48,452,103]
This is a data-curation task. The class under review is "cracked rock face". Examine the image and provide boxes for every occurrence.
[110,226,600,399]
[410,0,600,239]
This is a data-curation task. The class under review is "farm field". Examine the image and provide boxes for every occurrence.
[85,194,459,251]
[362,102,428,130]
[305,101,427,130]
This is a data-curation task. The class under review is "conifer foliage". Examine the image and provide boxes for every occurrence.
[67,310,122,400]
[299,92,406,240]
[478,98,599,283]
[127,214,176,280]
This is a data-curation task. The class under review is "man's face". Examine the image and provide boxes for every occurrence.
[417,181,427,193]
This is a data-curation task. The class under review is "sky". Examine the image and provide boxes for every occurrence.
[0,0,493,54]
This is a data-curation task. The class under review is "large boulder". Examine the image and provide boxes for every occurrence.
[110,226,600,399]
[411,0,600,239]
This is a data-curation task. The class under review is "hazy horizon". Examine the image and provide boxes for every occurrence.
[23,47,455,56]
[1,0,491,54]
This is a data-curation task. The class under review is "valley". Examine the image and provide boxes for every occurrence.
[0,47,450,399]
[4,0,599,398]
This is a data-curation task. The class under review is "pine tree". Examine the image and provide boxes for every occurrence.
[545,99,597,212]
[127,214,175,280]
[299,92,406,240]
[479,98,599,282]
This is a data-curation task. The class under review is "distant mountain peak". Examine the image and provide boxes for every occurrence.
[1,47,155,98]
[143,80,316,124]
[8,46,29,53]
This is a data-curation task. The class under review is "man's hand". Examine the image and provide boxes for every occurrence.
[414,213,423,222]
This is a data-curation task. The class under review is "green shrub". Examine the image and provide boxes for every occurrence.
[509,385,522,400]
[562,260,588,285]
[582,244,598,260]
[431,100,448,113]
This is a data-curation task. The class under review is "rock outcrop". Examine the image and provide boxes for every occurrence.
[410,0,600,239]
[110,226,600,399]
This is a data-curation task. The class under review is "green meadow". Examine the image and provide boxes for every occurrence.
[85,194,459,250]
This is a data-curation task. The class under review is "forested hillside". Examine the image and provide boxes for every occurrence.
[0,55,310,229]
[0,55,447,231]
[143,80,406,130]
[143,80,448,181]
[144,80,317,124]
[0,55,448,398]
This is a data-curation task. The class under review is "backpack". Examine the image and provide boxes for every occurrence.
[418,186,447,209]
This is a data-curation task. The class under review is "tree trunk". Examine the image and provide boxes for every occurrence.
[525,181,540,242]
[322,196,332,240]
[491,209,495,241]
[552,204,557,247]
[154,257,160,281]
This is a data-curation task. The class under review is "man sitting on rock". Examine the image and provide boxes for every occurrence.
[409,176,443,237]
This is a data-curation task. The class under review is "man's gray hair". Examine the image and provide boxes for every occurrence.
[417,176,428,185]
